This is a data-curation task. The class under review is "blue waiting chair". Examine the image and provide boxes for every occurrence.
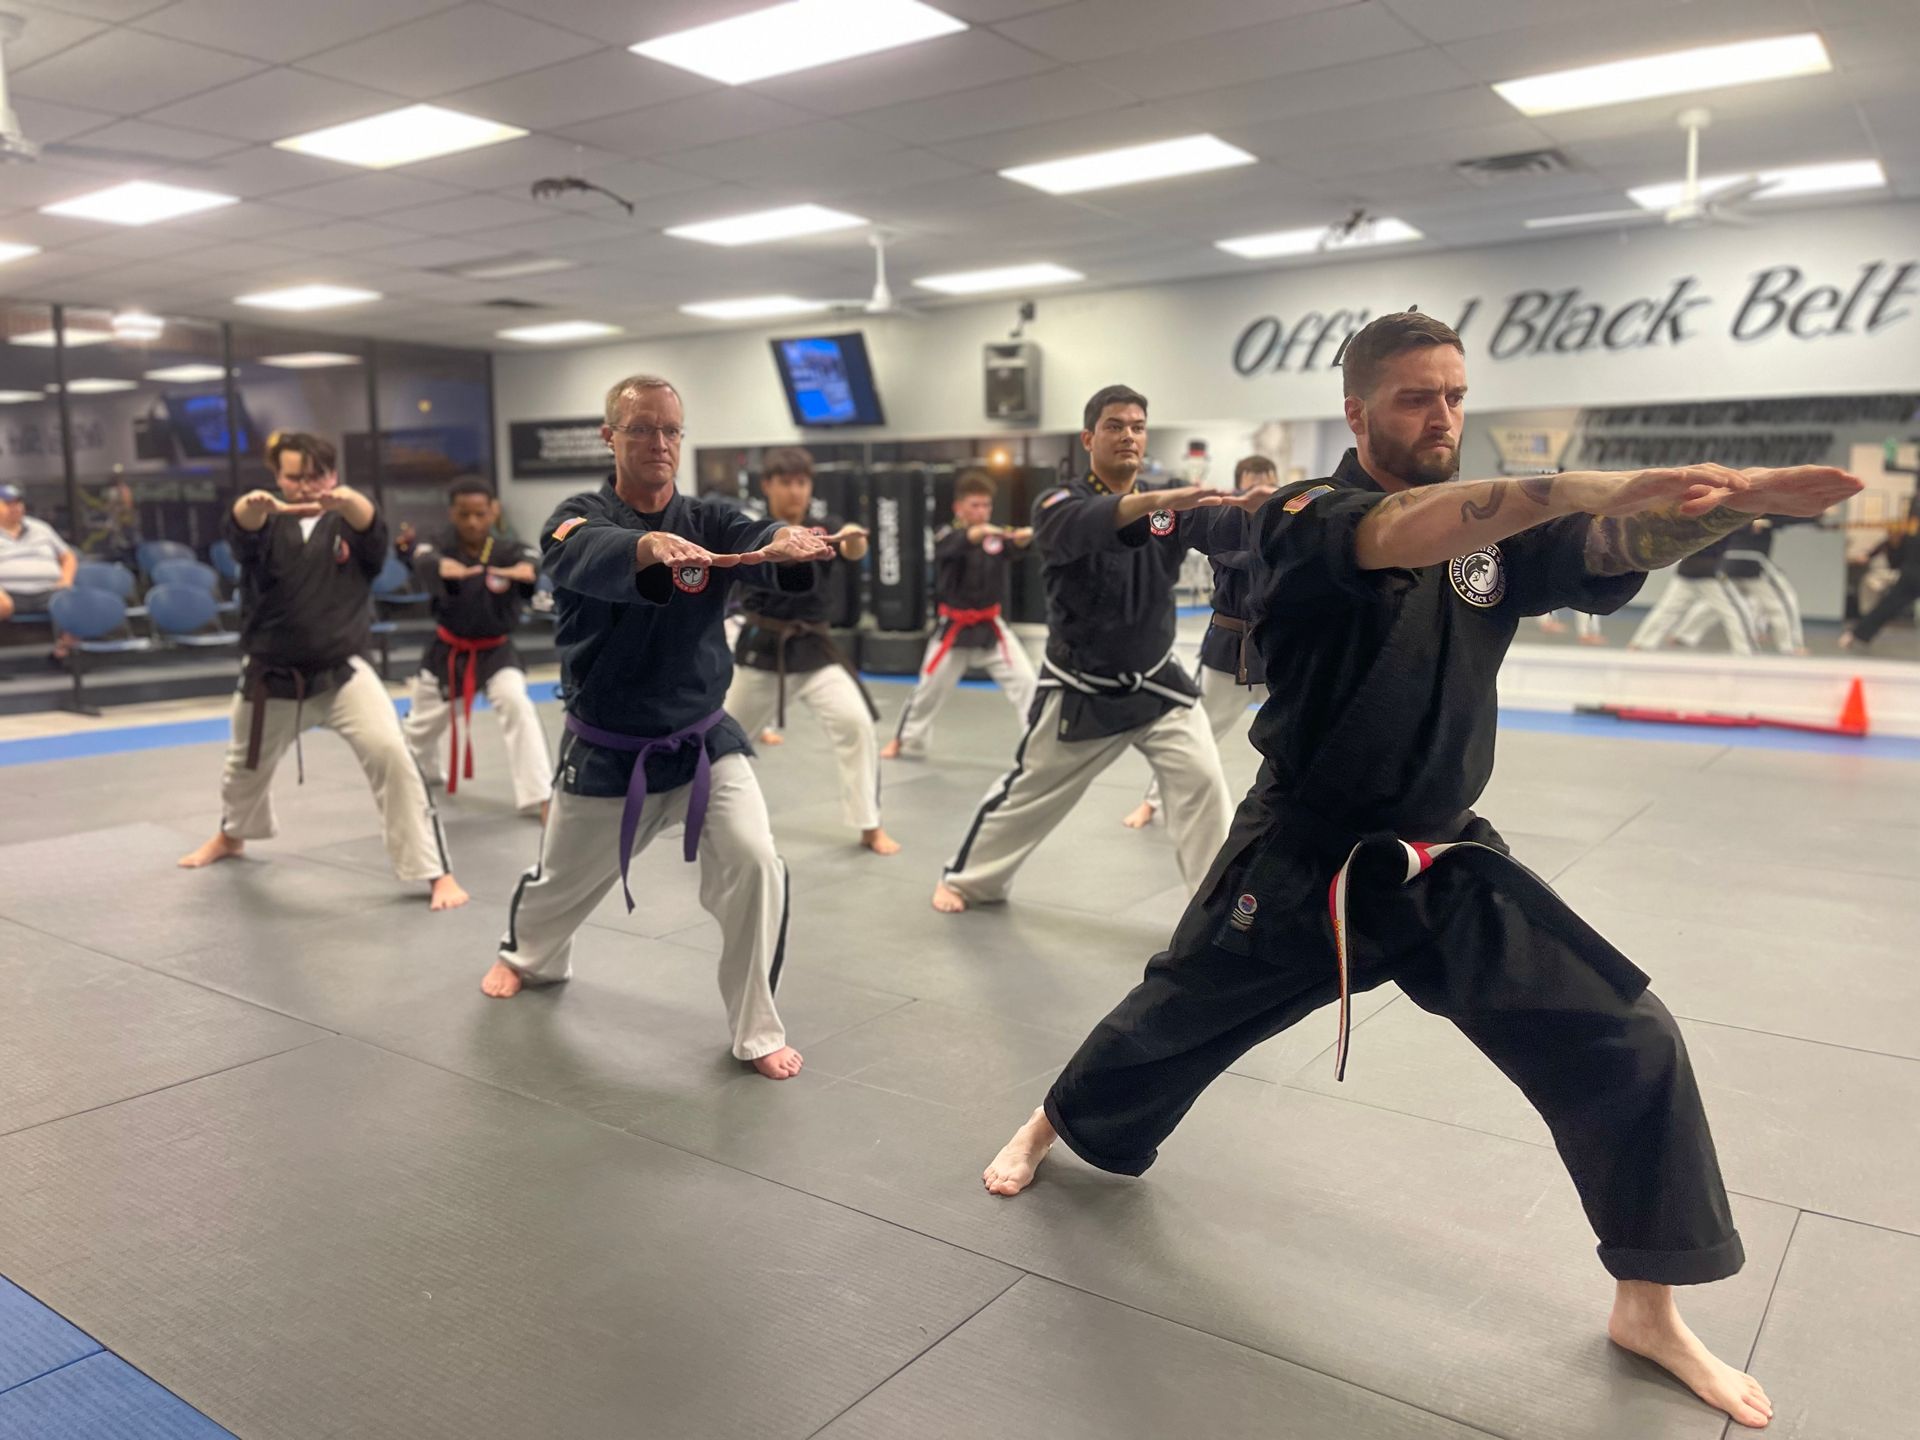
[74,559,148,625]
[146,583,239,650]
[135,539,195,582]
[208,538,240,587]
[149,558,239,618]
[49,588,153,715]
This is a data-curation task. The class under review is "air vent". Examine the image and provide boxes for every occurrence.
[480,298,545,310]
[1454,149,1573,186]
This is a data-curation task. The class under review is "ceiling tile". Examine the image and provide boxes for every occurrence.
[277,219,429,255]
[7,97,120,147]
[145,68,404,143]
[356,236,505,269]
[402,136,632,193]
[27,0,172,21]
[466,212,644,251]
[752,29,1055,116]
[275,172,474,218]
[485,0,771,47]
[995,0,1350,62]
[1286,119,1557,181]
[10,27,263,113]
[0,2,108,68]
[130,0,459,62]
[1224,85,1524,166]
[294,3,601,100]
[442,50,717,131]
[1445,0,1815,81]
[381,193,558,236]
[557,90,820,158]
[843,71,1136,148]
[1154,48,1478,132]
[51,118,251,163]
[656,119,902,185]
[148,145,352,198]
[1381,0,1629,45]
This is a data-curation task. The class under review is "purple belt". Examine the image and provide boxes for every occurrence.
[564,709,726,912]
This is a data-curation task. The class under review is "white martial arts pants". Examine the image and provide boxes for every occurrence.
[1629,576,1756,654]
[403,665,555,813]
[217,656,450,884]
[1141,663,1261,811]
[891,621,1037,758]
[726,664,881,832]
[943,688,1232,905]
[1673,562,1805,653]
[497,754,790,1061]
[1540,608,1603,639]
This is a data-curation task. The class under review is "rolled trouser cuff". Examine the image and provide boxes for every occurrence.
[1598,1229,1745,1286]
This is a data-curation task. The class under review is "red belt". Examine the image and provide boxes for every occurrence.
[439,625,508,794]
[924,603,1010,677]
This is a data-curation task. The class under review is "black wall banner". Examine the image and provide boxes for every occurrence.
[868,467,928,632]
[509,417,606,477]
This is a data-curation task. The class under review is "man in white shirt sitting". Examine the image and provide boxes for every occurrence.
[0,483,78,645]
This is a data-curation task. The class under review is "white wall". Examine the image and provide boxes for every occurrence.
[494,200,1920,537]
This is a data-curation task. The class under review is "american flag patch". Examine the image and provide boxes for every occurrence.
[551,516,588,541]
[1282,484,1334,514]
[1039,488,1072,509]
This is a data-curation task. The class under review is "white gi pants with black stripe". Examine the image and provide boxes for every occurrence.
[404,666,555,813]
[943,688,1231,904]
[892,620,1037,758]
[1629,576,1756,654]
[1140,663,1262,811]
[725,664,881,832]
[217,655,451,884]
[497,753,790,1061]
[1673,562,1805,654]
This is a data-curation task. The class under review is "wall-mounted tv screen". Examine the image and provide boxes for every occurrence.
[167,390,254,458]
[770,332,885,428]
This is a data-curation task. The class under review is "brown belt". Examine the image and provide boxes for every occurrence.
[1209,614,1252,685]
[243,662,309,783]
[742,614,879,727]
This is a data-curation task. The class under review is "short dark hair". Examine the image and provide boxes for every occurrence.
[1082,384,1148,433]
[1339,311,1464,399]
[448,476,495,504]
[954,469,994,501]
[267,431,337,475]
[1233,455,1278,485]
[762,446,814,480]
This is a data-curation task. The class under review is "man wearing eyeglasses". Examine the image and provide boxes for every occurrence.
[480,374,835,1082]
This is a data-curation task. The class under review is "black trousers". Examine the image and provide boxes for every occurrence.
[1853,571,1920,643]
[1045,803,1745,1287]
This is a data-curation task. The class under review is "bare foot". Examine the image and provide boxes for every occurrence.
[751,1046,804,1079]
[759,728,784,746]
[862,826,902,856]
[1121,800,1156,830]
[983,1108,1056,1196]
[1579,632,1610,646]
[1837,629,1859,651]
[1608,1281,1773,1429]
[480,960,523,998]
[1537,616,1570,635]
[430,874,470,911]
[932,880,968,913]
[178,831,243,868]
[880,738,902,759]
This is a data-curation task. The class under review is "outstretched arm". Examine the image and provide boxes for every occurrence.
[1584,466,1862,575]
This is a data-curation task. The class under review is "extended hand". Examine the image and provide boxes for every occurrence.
[239,488,320,520]
[314,484,363,513]
[1563,466,1750,519]
[1716,466,1863,518]
[1193,485,1278,512]
[1148,485,1220,514]
[826,524,869,547]
[439,556,483,581]
[737,525,837,566]
[636,530,722,570]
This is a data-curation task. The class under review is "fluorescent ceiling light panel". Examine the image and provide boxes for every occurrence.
[10,327,112,347]
[41,180,237,226]
[1001,133,1255,196]
[1524,210,1644,230]
[633,0,966,85]
[235,284,381,311]
[1629,159,1886,209]
[0,242,40,265]
[275,104,527,169]
[1493,33,1830,117]
[111,311,165,340]
[494,320,623,343]
[0,390,43,403]
[259,352,363,368]
[1217,217,1422,259]
[455,257,575,280]
[914,262,1084,295]
[665,204,867,247]
[60,378,140,394]
[679,296,831,320]
[144,363,227,383]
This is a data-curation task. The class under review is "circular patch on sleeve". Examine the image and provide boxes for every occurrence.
[1448,544,1507,608]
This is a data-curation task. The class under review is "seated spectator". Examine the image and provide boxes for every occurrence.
[0,484,78,646]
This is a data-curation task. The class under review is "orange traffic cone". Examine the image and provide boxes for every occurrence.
[1836,676,1869,736]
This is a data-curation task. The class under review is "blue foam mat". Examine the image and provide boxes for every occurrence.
[0,1353,234,1440]
[0,1280,99,1396]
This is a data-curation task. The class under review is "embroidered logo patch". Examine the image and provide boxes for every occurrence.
[332,535,350,565]
[1039,488,1072,510]
[551,516,587,542]
[1229,892,1258,932]
[982,534,1004,556]
[1449,544,1507,608]
[1148,508,1176,537]
[672,564,709,594]
[485,571,511,594]
[1282,484,1334,514]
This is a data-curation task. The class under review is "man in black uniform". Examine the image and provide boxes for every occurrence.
[981,314,1862,1430]
[479,375,834,1081]
[178,432,467,911]
[402,477,553,816]
[1628,530,1757,653]
[883,468,1036,760]
[931,385,1258,913]
[1842,495,1920,648]
[725,446,900,855]
[1122,453,1274,829]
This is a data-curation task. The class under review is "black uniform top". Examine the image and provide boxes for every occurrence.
[1248,449,1643,839]
[226,507,388,696]
[543,478,810,798]
[411,526,536,690]
[932,523,1014,647]
[1193,506,1264,685]
[735,512,850,674]
[1717,522,1773,581]
[1676,530,1738,580]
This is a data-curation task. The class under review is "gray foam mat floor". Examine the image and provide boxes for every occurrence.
[2,669,1916,1439]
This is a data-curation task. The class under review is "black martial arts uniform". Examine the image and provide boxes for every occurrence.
[1045,449,1744,1286]
[891,524,1037,756]
[730,512,874,724]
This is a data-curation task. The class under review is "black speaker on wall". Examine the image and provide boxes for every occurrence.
[984,342,1039,423]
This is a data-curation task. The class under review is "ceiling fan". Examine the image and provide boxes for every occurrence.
[821,231,926,319]
[1,11,218,169]
[1544,108,1780,231]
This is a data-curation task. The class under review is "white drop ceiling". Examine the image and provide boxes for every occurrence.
[1,0,1914,350]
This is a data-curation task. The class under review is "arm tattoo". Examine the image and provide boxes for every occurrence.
[1519,475,1555,506]
[1583,505,1749,576]
[1459,484,1505,523]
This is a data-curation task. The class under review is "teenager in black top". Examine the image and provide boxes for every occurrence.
[178,432,467,911]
